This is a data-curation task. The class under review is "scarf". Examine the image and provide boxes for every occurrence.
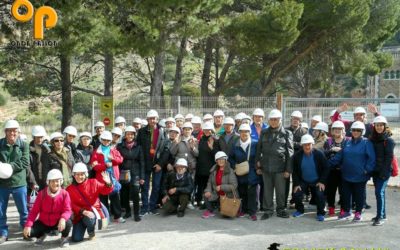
[47,187,61,198]
[52,148,72,187]
[125,140,136,150]
[34,144,43,180]
[101,144,111,163]
[240,137,251,152]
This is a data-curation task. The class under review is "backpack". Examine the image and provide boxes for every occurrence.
[383,139,398,177]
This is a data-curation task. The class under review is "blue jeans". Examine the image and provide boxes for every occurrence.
[373,177,389,219]
[0,186,28,237]
[141,170,163,212]
[342,180,366,213]
[71,216,96,242]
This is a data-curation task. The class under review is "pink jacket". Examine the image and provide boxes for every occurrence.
[25,187,72,227]
[90,146,123,183]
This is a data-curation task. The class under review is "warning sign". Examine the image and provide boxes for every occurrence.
[100,97,114,129]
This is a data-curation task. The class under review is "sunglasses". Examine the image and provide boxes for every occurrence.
[351,129,362,132]
[54,139,64,143]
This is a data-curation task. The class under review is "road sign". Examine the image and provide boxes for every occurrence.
[100,97,114,129]
[103,117,111,126]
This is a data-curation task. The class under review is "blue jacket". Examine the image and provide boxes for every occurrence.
[328,137,376,183]
[228,141,261,185]
[250,123,268,143]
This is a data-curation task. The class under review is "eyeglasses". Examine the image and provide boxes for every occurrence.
[351,129,362,133]
[53,139,64,143]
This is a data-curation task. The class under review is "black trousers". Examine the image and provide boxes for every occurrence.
[326,169,342,208]
[195,175,209,204]
[29,219,72,238]
[120,183,140,217]
[162,194,190,215]
[293,183,326,215]
[238,183,258,216]
[100,192,122,219]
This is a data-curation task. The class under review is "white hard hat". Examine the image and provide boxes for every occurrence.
[50,132,64,141]
[32,125,46,137]
[175,158,188,167]
[213,109,224,117]
[0,163,13,179]
[100,131,112,141]
[354,107,366,114]
[168,126,181,133]
[330,110,337,117]
[111,127,123,136]
[185,113,194,120]
[202,122,215,131]
[4,120,20,130]
[19,134,27,142]
[115,116,126,124]
[191,116,202,124]
[95,121,105,128]
[331,121,345,129]
[159,119,166,128]
[301,122,309,129]
[72,162,88,176]
[142,119,148,126]
[125,126,136,133]
[253,108,265,117]
[291,111,303,119]
[300,134,315,145]
[242,115,252,121]
[314,122,329,133]
[373,116,388,124]
[79,132,92,140]
[203,114,213,121]
[268,109,282,119]
[238,124,251,132]
[46,169,63,184]
[175,114,184,120]
[351,121,366,130]
[235,112,246,121]
[133,118,142,124]
[312,115,322,122]
[223,117,235,125]
[165,117,176,123]
[182,122,193,129]
[146,110,158,118]
[63,126,78,137]
[215,151,228,161]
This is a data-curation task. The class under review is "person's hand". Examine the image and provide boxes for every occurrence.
[256,169,263,175]
[83,210,95,219]
[174,135,180,144]
[337,103,348,113]
[58,218,66,232]
[162,196,169,204]
[92,161,98,167]
[189,137,196,149]
[168,188,176,195]
[167,164,174,172]
[207,137,214,149]
[316,182,325,192]
[31,184,39,191]
[331,146,342,152]
[154,164,162,173]
[368,103,378,114]
[107,155,113,161]
[283,172,290,178]
[139,179,145,185]
[256,161,261,168]
[216,185,221,192]
[293,186,301,193]
[204,192,212,199]
[106,162,113,167]
[101,171,111,185]
[23,227,31,238]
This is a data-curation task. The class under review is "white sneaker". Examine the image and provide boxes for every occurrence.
[187,203,195,210]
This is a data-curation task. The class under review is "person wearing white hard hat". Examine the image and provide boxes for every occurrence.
[312,122,329,150]
[256,109,294,220]
[309,115,322,136]
[63,125,79,162]
[291,134,329,222]
[191,116,203,141]
[241,114,252,125]
[164,117,176,130]
[114,116,126,132]
[251,108,268,143]
[66,163,113,242]
[116,126,145,222]
[0,120,30,243]
[213,109,225,136]
[202,151,238,219]
[132,118,142,131]
[23,169,72,247]
[91,121,105,149]
[328,121,375,222]
[29,125,51,190]
[219,117,239,155]
[159,119,166,128]
[333,103,381,138]
[196,122,220,208]
[136,109,167,216]
[228,123,261,221]
[323,120,348,217]
[185,113,194,122]
[76,132,94,177]
[174,114,185,129]
[161,158,194,217]
[111,127,123,146]
[90,131,125,223]
[370,116,395,226]
[203,113,213,123]
[234,112,246,133]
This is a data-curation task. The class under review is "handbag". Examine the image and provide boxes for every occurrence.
[106,167,121,194]
[27,190,38,210]
[219,187,241,218]
[235,144,251,176]
[119,169,131,184]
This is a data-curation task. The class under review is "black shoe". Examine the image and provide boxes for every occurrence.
[123,213,132,219]
[149,209,160,215]
[277,210,290,218]
[0,236,7,244]
[48,230,59,236]
[134,216,141,222]
[261,213,272,220]
[177,211,185,217]
[373,218,385,226]
[371,216,387,222]
[364,203,371,210]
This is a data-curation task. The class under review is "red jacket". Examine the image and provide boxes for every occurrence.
[25,187,72,227]
[90,146,123,182]
[66,179,113,224]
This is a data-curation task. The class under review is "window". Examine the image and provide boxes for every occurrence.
[390,70,396,79]
[384,71,390,79]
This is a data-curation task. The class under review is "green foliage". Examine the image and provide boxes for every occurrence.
[0,93,6,106]
[72,93,93,118]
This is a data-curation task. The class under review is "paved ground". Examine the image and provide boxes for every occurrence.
[2,185,399,250]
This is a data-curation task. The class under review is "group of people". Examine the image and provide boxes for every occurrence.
[0,103,395,247]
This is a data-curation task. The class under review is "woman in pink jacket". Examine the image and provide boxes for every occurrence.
[23,169,72,247]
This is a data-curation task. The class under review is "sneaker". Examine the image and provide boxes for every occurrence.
[277,210,290,218]
[372,218,385,226]
[48,230,59,236]
[328,207,335,216]
[371,216,387,222]
[177,211,185,217]
[149,209,160,215]
[123,213,132,219]
[237,211,245,218]
[134,216,141,222]
[364,203,371,210]
[249,214,257,221]
[0,236,7,244]
[60,237,69,248]
[201,210,215,219]
[338,211,352,220]
[353,212,362,222]
[316,214,325,222]
[88,232,95,241]
[292,211,304,218]
[114,217,126,223]
[34,234,47,246]
[139,210,149,217]
[187,204,195,210]
[260,213,272,220]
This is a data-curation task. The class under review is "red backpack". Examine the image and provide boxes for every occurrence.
[384,139,398,177]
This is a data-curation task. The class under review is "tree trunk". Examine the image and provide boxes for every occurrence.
[150,51,165,109]
[201,37,213,111]
[60,54,72,130]
[104,53,113,97]
[172,37,187,112]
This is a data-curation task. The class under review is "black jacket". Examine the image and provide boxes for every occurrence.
[90,134,101,150]
[285,126,308,152]
[370,132,395,179]
[162,171,193,197]
[29,140,51,189]
[218,132,239,155]
[116,140,145,180]
[292,149,329,187]
[197,135,220,176]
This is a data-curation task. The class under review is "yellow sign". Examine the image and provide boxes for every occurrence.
[11,0,58,40]
[100,97,114,129]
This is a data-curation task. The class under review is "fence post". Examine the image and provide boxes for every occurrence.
[177,96,181,115]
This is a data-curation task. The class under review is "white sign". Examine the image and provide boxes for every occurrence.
[340,111,354,121]
[380,103,400,117]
